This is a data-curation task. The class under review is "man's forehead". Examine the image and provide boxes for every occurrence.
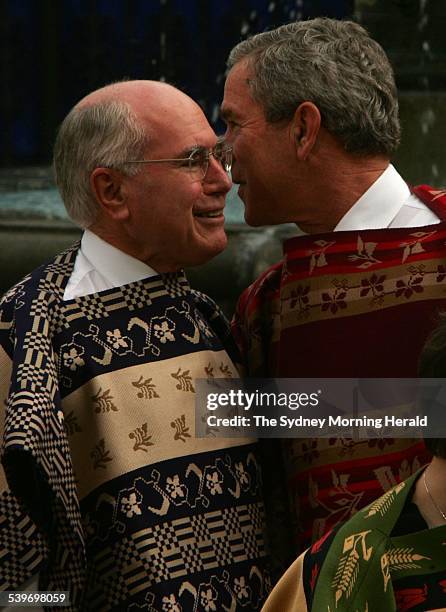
[148,113,217,154]
[134,93,212,144]
[78,80,215,152]
[221,61,261,119]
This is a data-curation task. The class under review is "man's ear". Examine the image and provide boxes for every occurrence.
[292,101,321,161]
[90,167,130,221]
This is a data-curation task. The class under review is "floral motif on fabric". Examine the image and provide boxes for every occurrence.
[153,319,176,343]
[162,593,182,612]
[308,240,336,274]
[235,461,250,488]
[308,469,364,542]
[170,414,191,442]
[360,273,386,303]
[171,368,195,392]
[64,410,81,436]
[128,423,154,452]
[395,265,425,299]
[63,346,85,371]
[90,438,113,469]
[165,474,187,500]
[219,363,233,377]
[206,471,223,496]
[91,387,118,413]
[233,576,251,601]
[348,236,381,269]
[400,231,437,263]
[200,586,218,612]
[132,375,159,399]
[120,491,142,519]
[106,328,129,349]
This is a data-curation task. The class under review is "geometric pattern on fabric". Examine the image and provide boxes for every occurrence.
[86,562,271,611]
[120,282,152,311]
[0,490,47,591]
[80,443,268,607]
[58,428,269,610]
[73,293,110,321]
[0,241,268,610]
[162,274,190,299]
[84,540,270,611]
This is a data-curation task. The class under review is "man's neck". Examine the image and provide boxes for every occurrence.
[88,223,154,268]
[297,133,389,233]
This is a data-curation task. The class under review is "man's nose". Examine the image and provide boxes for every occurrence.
[203,157,232,193]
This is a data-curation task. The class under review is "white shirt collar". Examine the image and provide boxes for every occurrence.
[82,229,158,286]
[334,164,411,231]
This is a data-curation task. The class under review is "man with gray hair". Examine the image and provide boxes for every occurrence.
[0,81,270,609]
[221,18,446,568]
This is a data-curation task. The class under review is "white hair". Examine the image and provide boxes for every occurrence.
[53,100,148,228]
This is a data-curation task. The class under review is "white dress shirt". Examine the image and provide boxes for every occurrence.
[64,230,159,300]
[334,164,440,231]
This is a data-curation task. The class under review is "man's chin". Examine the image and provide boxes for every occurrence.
[211,234,228,258]
[188,236,228,268]
[244,208,269,228]
[244,202,286,228]
[241,193,268,227]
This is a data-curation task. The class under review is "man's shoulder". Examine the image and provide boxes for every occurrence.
[412,184,446,221]
[238,259,284,315]
[189,288,230,329]
[189,288,221,313]
[0,242,79,310]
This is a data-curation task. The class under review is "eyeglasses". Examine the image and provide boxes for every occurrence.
[122,140,232,180]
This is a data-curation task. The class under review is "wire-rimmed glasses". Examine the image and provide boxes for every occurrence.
[122,139,232,180]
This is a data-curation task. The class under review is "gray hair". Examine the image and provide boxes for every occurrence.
[227,18,400,156]
[53,100,148,228]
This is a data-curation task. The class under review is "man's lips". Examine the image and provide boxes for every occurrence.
[193,207,224,218]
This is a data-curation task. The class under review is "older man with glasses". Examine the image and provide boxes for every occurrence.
[0,80,269,610]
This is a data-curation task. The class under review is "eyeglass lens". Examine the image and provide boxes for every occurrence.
[189,146,232,178]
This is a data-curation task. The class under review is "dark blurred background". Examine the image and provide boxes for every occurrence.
[2,0,355,166]
[1,0,446,309]
[3,0,445,167]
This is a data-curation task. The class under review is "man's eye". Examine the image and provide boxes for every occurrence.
[189,152,205,167]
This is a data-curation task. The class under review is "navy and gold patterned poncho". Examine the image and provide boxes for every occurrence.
[0,243,270,611]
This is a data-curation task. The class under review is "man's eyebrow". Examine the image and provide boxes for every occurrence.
[174,141,223,158]
[175,144,202,158]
